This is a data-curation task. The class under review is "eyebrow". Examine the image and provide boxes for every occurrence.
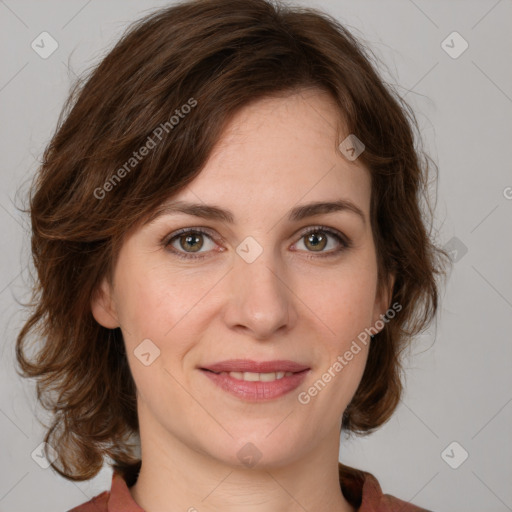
[143,199,366,226]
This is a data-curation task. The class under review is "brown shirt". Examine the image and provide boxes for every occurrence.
[68,463,433,511]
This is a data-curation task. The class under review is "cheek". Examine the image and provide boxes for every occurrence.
[115,269,197,403]
[116,261,200,336]
[114,261,221,377]
[296,258,378,344]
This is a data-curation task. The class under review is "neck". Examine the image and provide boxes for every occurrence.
[129,413,355,512]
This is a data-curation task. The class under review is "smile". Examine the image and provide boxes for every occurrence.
[200,368,310,401]
[206,370,295,381]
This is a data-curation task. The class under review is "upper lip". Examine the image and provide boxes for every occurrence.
[201,359,310,373]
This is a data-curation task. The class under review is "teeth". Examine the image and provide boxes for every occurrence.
[219,371,294,381]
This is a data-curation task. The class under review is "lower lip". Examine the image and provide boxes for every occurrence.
[200,369,310,401]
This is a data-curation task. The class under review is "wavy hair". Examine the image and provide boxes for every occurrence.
[16,0,449,485]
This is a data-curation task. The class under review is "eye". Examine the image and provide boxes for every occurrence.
[292,226,350,258]
[162,225,351,260]
[164,228,218,259]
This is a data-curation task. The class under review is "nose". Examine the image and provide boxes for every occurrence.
[222,246,297,340]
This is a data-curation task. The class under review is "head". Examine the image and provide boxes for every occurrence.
[17,0,448,484]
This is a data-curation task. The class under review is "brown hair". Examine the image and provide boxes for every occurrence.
[16,0,449,485]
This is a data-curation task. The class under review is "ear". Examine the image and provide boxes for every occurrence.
[90,276,119,329]
[371,272,395,331]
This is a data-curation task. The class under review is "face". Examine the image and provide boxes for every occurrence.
[92,89,392,469]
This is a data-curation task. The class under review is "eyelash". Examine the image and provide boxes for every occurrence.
[162,225,351,261]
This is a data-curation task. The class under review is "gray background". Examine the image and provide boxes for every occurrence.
[0,1,511,511]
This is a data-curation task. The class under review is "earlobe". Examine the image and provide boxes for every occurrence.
[90,277,119,329]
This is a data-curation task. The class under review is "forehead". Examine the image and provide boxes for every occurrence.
[167,90,371,217]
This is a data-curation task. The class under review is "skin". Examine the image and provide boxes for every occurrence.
[91,88,393,512]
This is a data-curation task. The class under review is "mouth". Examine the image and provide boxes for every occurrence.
[201,368,305,382]
[200,359,310,374]
[199,360,311,401]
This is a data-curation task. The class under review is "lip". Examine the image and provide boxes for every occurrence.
[200,359,310,373]
[199,359,311,401]
[201,368,310,401]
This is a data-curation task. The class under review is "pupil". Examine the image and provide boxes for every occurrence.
[182,233,202,252]
[307,232,326,251]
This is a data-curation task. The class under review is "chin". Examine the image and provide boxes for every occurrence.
[201,426,306,470]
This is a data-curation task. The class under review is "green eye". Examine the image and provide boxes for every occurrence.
[163,225,351,260]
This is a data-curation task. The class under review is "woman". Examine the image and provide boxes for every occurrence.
[16,0,448,510]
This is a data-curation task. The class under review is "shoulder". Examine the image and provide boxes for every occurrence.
[361,472,434,512]
[67,490,109,512]
[67,470,144,512]
[338,462,434,512]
